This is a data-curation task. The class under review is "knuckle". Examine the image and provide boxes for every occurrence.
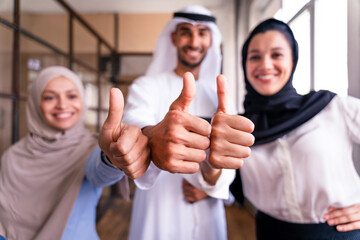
[128,125,141,136]
[209,155,221,168]
[167,130,183,143]
[123,153,135,164]
[117,142,129,155]
[211,125,226,137]
[168,111,185,123]
[346,215,355,222]
[210,140,222,152]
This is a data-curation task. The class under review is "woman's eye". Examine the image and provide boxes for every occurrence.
[272,53,283,58]
[248,55,260,61]
[42,96,54,101]
[68,94,79,100]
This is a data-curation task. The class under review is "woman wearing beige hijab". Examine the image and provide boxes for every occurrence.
[0,66,149,240]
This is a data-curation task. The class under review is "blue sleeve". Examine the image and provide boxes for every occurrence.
[85,146,124,187]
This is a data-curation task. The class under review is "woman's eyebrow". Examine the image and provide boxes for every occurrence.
[42,88,78,94]
[248,49,260,53]
[271,47,284,51]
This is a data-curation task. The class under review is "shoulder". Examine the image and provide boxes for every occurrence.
[132,72,176,85]
[329,95,360,110]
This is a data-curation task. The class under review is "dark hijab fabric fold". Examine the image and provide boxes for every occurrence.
[241,18,336,145]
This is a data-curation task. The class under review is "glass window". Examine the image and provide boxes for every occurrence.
[276,0,310,22]
[20,35,69,96]
[0,99,12,155]
[275,0,348,95]
[20,1,68,53]
[19,100,28,139]
[73,20,97,70]
[0,24,13,94]
[289,9,311,94]
[0,1,13,22]
[314,0,347,95]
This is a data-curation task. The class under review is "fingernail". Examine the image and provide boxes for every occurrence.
[323,214,329,220]
[328,220,334,225]
[337,225,344,231]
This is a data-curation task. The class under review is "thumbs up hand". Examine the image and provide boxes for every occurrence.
[142,72,211,173]
[209,75,255,169]
[99,88,150,179]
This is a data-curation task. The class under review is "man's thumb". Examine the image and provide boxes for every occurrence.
[103,88,124,141]
[169,72,196,112]
[216,74,229,114]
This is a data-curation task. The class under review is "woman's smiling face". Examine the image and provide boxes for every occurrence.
[246,30,293,96]
[40,76,83,131]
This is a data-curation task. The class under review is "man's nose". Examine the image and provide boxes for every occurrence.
[189,34,200,48]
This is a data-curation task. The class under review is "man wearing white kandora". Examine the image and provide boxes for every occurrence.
[123,5,236,240]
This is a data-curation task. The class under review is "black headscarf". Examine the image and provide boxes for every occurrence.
[242,18,336,145]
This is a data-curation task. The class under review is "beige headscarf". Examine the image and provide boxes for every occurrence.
[0,66,98,240]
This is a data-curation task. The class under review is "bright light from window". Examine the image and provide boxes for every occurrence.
[314,0,348,96]
[275,0,310,22]
[275,0,348,96]
[289,10,311,94]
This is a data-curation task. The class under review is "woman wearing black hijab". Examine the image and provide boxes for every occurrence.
[232,19,360,239]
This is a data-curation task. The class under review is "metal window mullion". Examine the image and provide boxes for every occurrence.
[11,0,20,143]
[69,13,74,70]
[96,40,101,132]
[310,0,315,90]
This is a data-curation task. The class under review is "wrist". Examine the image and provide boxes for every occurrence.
[100,151,122,170]
[200,162,221,185]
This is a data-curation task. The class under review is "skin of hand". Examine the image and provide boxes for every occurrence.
[182,179,209,203]
[209,75,255,169]
[323,204,360,232]
[98,88,151,179]
[142,72,212,174]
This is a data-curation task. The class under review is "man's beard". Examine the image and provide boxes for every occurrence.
[179,57,204,69]
[178,47,207,69]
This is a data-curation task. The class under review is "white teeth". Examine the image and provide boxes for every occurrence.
[56,113,72,119]
[187,51,199,57]
[258,75,272,80]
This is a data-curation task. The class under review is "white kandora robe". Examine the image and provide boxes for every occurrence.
[123,71,235,240]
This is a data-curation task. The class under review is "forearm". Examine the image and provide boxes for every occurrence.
[200,161,221,186]
[183,168,235,200]
[85,147,124,187]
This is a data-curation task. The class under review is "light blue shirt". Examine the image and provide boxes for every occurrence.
[61,146,124,240]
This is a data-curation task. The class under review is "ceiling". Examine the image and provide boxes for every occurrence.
[0,0,229,13]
